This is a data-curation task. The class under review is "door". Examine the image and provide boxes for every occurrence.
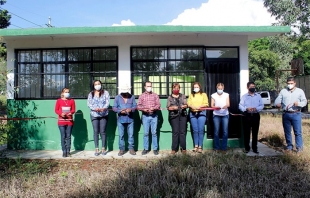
[204,59,241,139]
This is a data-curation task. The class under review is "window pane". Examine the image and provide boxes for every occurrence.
[206,48,238,58]
[93,48,117,60]
[158,48,167,59]
[17,74,41,98]
[68,49,91,61]
[69,63,90,73]
[169,72,204,96]
[93,62,116,72]
[18,51,40,62]
[43,50,65,62]
[69,74,90,97]
[92,74,117,97]
[44,75,65,97]
[18,64,40,74]
[44,64,65,73]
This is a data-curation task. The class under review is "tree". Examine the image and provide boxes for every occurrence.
[293,40,310,75]
[264,0,310,39]
[0,0,11,59]
[248,38,283,90]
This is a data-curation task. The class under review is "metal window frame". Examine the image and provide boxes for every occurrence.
[14,46,118,99]
[131,46,206,98]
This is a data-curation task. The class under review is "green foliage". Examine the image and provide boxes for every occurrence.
[264,0,310,38]
[248,47,281,90]
[293,40,310,75]
[7,100,44,150]
[248,38,270,51]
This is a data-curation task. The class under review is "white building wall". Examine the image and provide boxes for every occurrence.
[6,34,249,98]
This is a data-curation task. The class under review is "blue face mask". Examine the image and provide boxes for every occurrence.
[217,89,223,94]
[64,93,70,98]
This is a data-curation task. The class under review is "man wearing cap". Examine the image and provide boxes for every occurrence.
[275,77,307,153]
[113,84,137,156]
[137,81,161,155]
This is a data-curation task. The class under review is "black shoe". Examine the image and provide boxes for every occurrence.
[142,149,148,155]
[253,150,259,154]
[153,150,159,155]
[62,152,67,158]
[243,149,249,154]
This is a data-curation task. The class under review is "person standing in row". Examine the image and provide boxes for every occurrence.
[274,77,307,153]
[211,83,230,152]
[188,82,209,153]
[167,83,188,154]
[113,84,137,156]
[239,81,264,154]
[55,88,76,157]
[137,81,161,155]
[87,80,110,156]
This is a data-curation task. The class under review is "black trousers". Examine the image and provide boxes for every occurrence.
[170,115,187,151]
[242,113,260,152]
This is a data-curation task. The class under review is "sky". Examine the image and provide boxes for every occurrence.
[0,0,277,29]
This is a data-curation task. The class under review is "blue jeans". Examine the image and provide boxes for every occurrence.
[213,115,229,150]
[282,112,303,150]
[58,125,73,152]
[91,115,108,149]
[118,122,134,150]
[190,111,207,147]
[142,114,158,150]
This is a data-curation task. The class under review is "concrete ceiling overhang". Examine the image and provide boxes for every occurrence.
[0,25,291,42]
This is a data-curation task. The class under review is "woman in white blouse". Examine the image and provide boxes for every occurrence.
[211,83,230,152]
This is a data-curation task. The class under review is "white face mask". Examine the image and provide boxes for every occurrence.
[63,93,70,98]
[217,89,223,94]
[146,87,152,92]
[193,88,200,93]
[287,84,294,90]
[94,85,101,91]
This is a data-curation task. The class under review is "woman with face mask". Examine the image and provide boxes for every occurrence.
[166,83,188,154]
[87,80,110,156]
[211,83,230,152]
[188,82,209,153]
[55,88,76,157]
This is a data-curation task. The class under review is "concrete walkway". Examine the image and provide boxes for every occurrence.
[0,142,283,159]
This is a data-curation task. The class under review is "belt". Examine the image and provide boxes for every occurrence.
[284,110,300,114]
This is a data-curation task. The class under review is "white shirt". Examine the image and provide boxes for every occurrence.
[211,92,229,116]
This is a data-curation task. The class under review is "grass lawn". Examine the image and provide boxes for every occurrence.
[0,115,310,197]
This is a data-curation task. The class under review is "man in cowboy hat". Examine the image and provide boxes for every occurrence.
[112,84,137,156]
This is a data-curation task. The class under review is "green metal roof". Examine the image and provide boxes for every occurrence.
[0,25,290,37]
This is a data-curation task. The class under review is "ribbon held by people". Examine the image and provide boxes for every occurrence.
[0,112,85,121]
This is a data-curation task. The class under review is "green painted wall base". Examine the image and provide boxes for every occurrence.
[7,99,243,151]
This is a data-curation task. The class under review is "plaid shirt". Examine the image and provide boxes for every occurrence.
[137,91,161,111]
[113,94,137,123]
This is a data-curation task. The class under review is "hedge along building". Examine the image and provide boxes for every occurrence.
[0,25,290,151]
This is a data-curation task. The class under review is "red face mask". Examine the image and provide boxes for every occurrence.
[172,89,180,95]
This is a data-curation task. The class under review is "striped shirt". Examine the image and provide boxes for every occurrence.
[55,98,76,126]
[137,91,161,111]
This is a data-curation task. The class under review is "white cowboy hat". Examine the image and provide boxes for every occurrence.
[118,84,131,93]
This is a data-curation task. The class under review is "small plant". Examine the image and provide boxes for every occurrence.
[60,171,68,177]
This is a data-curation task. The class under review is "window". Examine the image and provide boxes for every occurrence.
[205,48,238,58]
[15,47,118,99]
[131,47,204,97]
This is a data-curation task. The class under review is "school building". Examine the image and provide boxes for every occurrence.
[0,25,290,151]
